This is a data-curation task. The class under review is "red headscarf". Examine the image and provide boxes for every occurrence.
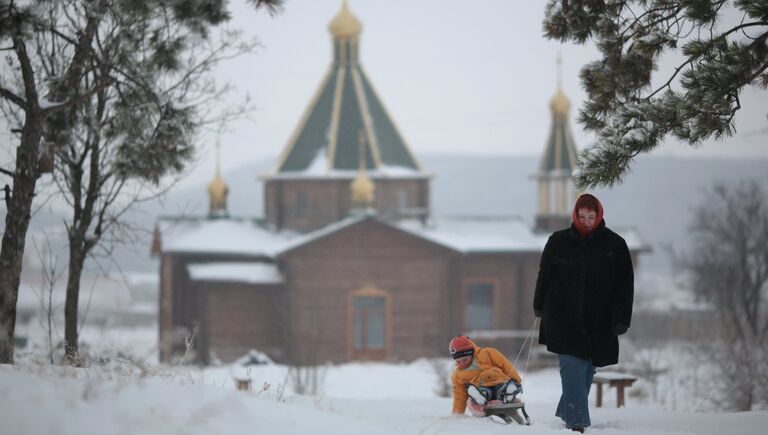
[572,193,604,237]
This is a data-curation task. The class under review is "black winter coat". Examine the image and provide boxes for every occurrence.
[533,220,634,367]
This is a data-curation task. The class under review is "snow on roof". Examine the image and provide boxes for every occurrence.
[398,216,549,253]
[279,214,550,255]
[159,214,647,258]
[616,227,651,253]
[187,262,283,284]
[277,213,372,255]
[160,217,299,256]
[399,217,648,254]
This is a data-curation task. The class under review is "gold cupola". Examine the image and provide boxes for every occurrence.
[207,137,228,217]
[265,1,429,231]
[272,0,421,175]
[350,131,374,209]
[329,0,362,39]
[535,53,579,233]
[350,169,374,209]
[550,88,571,115]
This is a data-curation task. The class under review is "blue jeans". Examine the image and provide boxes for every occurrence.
[556,354,595,429]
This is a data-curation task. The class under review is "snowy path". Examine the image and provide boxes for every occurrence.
[2,363,766,435]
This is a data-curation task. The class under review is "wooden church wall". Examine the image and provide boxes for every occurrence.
[280,219,456,365]
[159,252,278,364]
[264,179,429,232]
[453,253,542,359]
[202,283,286,364]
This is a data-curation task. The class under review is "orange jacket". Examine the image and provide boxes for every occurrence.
[450,340,522,414]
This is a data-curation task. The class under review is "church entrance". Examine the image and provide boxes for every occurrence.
[348,287,391,361]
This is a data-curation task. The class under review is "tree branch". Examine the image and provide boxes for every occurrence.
[643,58,693,99]
[623,6,684,41]
[40,79,114,115]
[0,86,26,109]
[641,24,767,100]
[719,21,768,40]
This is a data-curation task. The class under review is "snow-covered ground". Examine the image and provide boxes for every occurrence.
[3,324,768,435]
[2,357,767,435]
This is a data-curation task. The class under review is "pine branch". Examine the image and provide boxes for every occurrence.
[644,58,693,99]
[40,79,114,114]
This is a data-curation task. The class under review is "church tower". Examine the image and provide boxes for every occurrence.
[263,0,430,232]
[535,54,580,233]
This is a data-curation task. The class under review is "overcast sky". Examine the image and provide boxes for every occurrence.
[3,1,764,189]
[188,0,766,189]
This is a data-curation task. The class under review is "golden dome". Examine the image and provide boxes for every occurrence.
[329,0,362,39]
[208,172,228,213]
[550,88,571,115]
[350,169,374,208]
[208,138,228,215]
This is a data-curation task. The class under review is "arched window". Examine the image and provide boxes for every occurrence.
[348,286,391,360]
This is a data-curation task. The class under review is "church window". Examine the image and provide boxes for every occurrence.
[353,296,385,349]
[349,287,390,360]
[465,281,495,331]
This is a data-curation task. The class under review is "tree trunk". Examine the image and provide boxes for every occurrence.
[0,113,42,363]
[63,239,86,365]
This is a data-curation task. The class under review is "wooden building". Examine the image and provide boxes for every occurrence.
[153,2,647,366]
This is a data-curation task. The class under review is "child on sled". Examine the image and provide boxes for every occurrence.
[449,335,524,417]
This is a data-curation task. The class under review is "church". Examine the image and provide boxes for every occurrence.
[152,1,646,366]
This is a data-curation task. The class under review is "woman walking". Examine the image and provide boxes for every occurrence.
[533,193,634,432]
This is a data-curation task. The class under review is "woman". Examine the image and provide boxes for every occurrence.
[533,193,634,433]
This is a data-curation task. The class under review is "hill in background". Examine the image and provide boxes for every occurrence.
[136,154,768,273]
[13,154,768,278]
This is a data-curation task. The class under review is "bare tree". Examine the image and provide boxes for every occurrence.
[287,290,326,396]
[0,0,283,364]
[679,180,768,410]
[0,0,110,364]
[31,231,65,364]
[288,364,326,396]
[429,358,452,398]
[45,22,256,365]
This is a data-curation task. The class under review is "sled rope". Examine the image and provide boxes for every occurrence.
[512,318,537,366]
[523,318,539,378]
[512,317,539,389]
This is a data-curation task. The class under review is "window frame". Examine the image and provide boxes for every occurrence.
[461,278,501,332]
[347,286,392,361]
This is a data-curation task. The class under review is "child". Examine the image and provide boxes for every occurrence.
[449,335,523,415]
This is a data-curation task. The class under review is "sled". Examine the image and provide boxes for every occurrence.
[484,401,531,425]
[467,398,531,425]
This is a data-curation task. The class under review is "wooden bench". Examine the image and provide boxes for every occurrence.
[592,372,637,408]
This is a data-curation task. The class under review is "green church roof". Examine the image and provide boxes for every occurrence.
[538,88,578,176]
[272,5,422,176]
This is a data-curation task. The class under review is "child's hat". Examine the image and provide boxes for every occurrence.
[449,335,474,360]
